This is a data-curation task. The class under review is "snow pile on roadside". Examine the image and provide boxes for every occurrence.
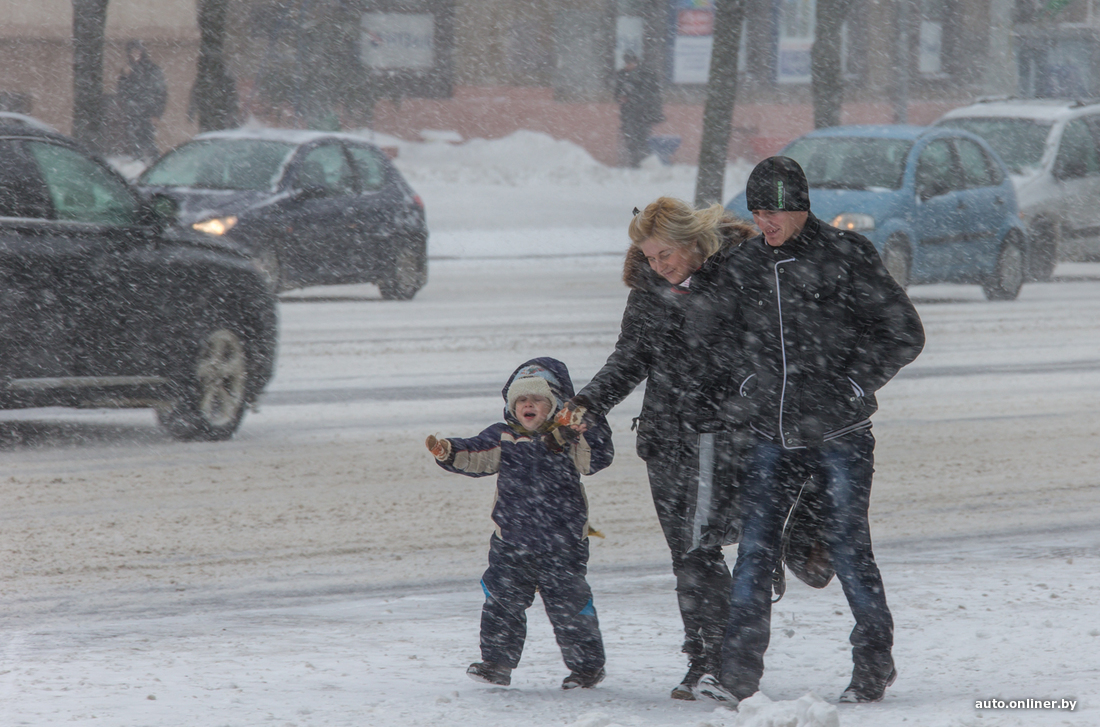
[355,128,702,188]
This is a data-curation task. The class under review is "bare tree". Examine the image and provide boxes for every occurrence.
[72,0,109,149]
[811,0,855,129]
[194,0,240,132]
[694,0,745,208]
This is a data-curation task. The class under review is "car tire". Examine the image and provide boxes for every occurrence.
[1027,219,1058,282]
[982,232,1026,301]
[157,324,251,441]
[883,237,911,288]
[378,237,427,301]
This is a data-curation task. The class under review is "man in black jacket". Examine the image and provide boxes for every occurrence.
[714,157,925,704]
[117,40,167,161]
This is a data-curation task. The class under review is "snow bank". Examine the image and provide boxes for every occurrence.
[735,693,840,727]
[366,128,707,189]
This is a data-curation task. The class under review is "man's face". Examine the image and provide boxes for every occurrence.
[514,395,553,431]
[752,210,809,247]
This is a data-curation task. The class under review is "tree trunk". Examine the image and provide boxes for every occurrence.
[72,0,109,150]
[811,0,853,129]
[194,0,239,132]
[694,0,745,208]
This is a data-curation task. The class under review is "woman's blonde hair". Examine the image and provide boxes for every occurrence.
[628,197,735,259]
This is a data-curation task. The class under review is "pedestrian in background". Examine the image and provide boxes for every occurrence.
[117,39,168,162]
[614,52,664,167]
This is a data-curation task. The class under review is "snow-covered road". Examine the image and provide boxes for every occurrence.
[4,252,1099,726]
[3,134,1099,726]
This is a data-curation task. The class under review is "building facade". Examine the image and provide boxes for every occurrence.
[0,0,1092,165]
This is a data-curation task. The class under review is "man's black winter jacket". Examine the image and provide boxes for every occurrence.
[712,214,925,448]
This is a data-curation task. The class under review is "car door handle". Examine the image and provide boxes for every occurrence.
[957,201,966,210]
[995,196,1004,204]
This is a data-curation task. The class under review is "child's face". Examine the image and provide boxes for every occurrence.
[513,395,553,431]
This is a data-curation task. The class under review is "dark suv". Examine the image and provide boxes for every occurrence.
[0,122,277,440]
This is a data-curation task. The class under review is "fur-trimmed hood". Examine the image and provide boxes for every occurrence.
[622,217,757,290]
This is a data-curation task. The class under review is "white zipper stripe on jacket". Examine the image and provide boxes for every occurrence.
[773,256,799,450]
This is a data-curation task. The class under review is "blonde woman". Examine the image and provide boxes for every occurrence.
[568,198,754,701]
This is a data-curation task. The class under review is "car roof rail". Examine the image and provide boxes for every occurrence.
[1070,97,1100,107]
[974,94,1016,103]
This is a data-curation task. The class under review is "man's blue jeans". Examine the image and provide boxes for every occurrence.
[720,430,893,696]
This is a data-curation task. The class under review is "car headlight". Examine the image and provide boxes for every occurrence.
[830,213,875,232]
[192,216,238,236]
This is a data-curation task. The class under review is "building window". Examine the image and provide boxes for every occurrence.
[919,0,946,76]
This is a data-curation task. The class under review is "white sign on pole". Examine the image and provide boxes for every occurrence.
[361,13,435,70]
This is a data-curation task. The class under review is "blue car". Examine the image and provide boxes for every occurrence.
[726,125,1029,300]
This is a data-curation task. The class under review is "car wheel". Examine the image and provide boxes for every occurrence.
[1027,219,1058,282]
[982,232,1026,301]
[158,325,251,441]
[378,238,427,301]
[883,237,911,288]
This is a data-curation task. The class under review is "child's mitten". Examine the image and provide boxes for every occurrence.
[554,400,588,429]
[425,435,452,461]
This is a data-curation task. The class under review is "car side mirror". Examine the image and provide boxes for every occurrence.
[139,192,179,231]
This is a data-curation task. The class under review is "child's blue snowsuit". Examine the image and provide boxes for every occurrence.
[436,357,614,673]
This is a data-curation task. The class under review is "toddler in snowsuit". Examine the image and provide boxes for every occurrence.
[426,357,614,690]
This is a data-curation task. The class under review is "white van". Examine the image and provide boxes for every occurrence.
[935,98,1100,280]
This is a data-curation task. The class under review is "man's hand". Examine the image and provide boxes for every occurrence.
[425,435,452,462]
[542,426,580,453]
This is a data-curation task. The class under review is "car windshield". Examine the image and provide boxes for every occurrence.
[783,137,912,191]
[140,139,297,191]
[935,117,1052,174]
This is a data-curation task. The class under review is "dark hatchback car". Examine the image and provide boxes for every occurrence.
[0,122,277,440]
[137,129,429,299]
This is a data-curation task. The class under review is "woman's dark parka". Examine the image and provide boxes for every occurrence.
[574,221,757,459]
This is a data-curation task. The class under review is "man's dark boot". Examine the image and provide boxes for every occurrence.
[467,661,512,686]
[562,666,605,690]
[839,654,896,703]
[670,659,707,700]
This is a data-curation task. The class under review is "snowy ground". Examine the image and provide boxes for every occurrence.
[3,132,1099,726]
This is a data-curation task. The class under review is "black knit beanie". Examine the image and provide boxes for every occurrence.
[745,156,811,212]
